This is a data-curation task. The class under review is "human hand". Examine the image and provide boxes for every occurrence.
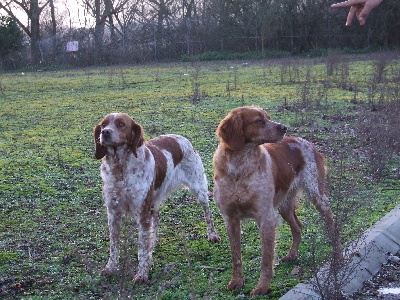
[331,0,383,26]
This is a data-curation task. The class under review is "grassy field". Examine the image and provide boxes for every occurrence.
[0,53,399,299]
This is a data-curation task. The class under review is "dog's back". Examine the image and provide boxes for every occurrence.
[147,134,209,202]
[265,136,328,204]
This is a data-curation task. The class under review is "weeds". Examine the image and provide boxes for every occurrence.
[355,100,400,178]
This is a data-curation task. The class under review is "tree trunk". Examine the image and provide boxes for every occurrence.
[49,0,57,63]
[94,0,105,63]
[104,0,117,63]
[30,0,41,65]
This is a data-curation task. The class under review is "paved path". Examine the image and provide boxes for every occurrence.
[280,204,400,300]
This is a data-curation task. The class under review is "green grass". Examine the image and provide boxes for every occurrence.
[0,54,399,299]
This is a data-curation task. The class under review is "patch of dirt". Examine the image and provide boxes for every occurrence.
[345,252,400,300]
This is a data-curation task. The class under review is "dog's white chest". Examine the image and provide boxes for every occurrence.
[100,154,152,210]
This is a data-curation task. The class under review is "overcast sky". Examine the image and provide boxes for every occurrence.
[3,0,89,28]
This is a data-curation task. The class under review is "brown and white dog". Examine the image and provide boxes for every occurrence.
[94,113,220,283]
[213,106,342,296]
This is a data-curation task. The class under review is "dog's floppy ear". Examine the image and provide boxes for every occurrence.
[216,112,245,151]
[94,124,107,159]
[130,121,145,158]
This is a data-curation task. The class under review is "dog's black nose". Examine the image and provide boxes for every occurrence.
[279,124,287,133]
[101,129,111,138]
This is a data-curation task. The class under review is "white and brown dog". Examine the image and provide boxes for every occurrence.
[213,106,342,296]
[94,113,220,283]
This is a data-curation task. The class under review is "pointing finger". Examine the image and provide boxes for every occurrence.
[331,0,365,9]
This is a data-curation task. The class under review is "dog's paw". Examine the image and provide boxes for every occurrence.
[250,285,271,296]
[208,232,221,242]
[282,250,298,262]
[101,266,118,277]
[227,277,244,291]
[133,274,149,284]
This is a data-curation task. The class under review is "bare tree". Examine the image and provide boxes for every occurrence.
[147,0,177,44]
[82,0,130,62]
[0,0,50,64]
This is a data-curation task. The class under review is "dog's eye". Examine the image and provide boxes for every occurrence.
[117,122,125,128]
[101,123,107,128]
[255,119,266,125]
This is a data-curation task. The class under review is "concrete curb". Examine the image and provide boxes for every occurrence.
[280,204,400,300]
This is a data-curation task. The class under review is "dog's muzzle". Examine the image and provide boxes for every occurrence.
[100,129,112,143]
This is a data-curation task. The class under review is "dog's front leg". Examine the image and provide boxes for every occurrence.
[226,217,245,291]
[102,208,122,276]
[134,208,153,283]
[251,218,277,296]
